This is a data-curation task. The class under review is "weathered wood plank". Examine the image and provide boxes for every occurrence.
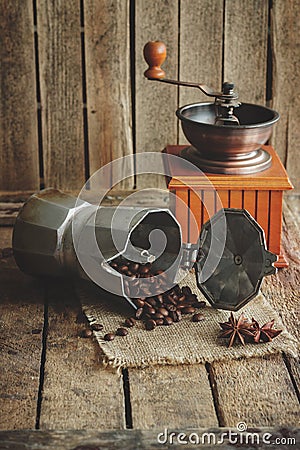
[135,0,178,188]
[0,254,44,430]
[179,0,224,143]
[0,225,13,249]
[261,196,300,394]
[224,0,268,104]
[262,197,300,341]
[37,0,85,190]
[271,0,300,192]
[210,354,300,427]
[84,0,134,189]
[0,203,22,226]
[129,365,218,429]
[0,428,299,450]
[39,280,125,430]
[0,0,39,191]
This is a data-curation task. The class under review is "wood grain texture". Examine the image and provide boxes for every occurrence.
[0,0,39,191]
[224,0,268,104]
[37,0,85,190]
[210,354,300,427]
[179,0,223,143]
[229,190,242,209]
[84,0,134,188]
[135,0,178,188]
[40,280,125,430]
[189,190,202,244]
[129,364,218,429]
[175,189,189,242]
[0,203,22,226]
[271,0,300,192]
[262,197,300,342]
[0,257,44,430]
[0,226,13,249]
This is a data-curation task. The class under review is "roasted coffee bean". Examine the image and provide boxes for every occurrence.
[187,294,198,303]
[157,307,169,317]
[129,262,140,273]
[145,319,156,330]
[192,313,205,322]
[153,313,164,319]
[175,310,182,322]
[116,327,129,336]
[155,269,164,275]
[147,297,157,307]
[134,298,145,308]
[181,306,196,314]
[125,317,136,327]
[91,323,104,331]
[198,301,207,309]
[104,333,115,341]
[182,286,192,296]
[135,308,144,319]
[143,305,156,315]
[111,262,118,269]
[166,304,176,312]
[156,294,164,304]
[81,329,93,338]
[167,295,177,305]
[119,265,129,273]
[163,316,173,326]
[168,311,177,322]
[155,319,164,326]
[139,264,151,275]
[169,310,182,322]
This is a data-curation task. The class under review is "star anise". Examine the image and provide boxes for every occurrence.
[219,313,254,348]
[251,318,282,343]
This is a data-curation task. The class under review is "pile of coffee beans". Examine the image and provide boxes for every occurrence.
[81,258,206,339]
[110,257,206,331]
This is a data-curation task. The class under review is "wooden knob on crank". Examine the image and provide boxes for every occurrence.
[143,41,166,79]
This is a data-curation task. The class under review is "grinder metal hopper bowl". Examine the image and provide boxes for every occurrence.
[13,189,276,311]
[144,41,279,175]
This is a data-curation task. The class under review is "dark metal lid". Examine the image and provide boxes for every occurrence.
[195,208,277,311]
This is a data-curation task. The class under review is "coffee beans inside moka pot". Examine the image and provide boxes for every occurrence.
[109,256,206,331]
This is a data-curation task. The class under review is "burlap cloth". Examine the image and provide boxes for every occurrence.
[76,272,298,368]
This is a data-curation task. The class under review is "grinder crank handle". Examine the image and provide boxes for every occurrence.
[143,41,237,100]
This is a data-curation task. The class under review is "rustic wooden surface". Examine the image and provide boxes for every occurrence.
[271,0,300,192]
[135,0,178,189]
[0,0,39,191]
[37,0,85,190]
[0,233,44,429]
[224,0,268,104]
[84,0,134,189]
[0,0,299,194]
[178,0,224,144]
[0,196,299,447]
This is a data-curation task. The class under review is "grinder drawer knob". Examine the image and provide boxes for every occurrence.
[143,41,166,79]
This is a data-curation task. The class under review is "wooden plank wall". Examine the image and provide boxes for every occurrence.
[0,0,299,195]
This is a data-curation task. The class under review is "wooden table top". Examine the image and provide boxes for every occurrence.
[0,195,299,449]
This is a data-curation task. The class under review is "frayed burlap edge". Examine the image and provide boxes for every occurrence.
[76,275,299,369]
